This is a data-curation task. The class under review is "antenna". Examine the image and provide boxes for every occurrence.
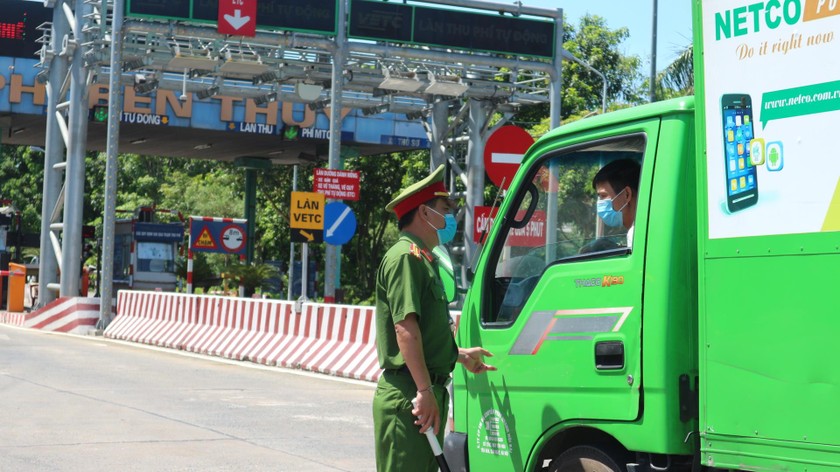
[469,177,506,273]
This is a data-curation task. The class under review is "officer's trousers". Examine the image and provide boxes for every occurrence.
[372,369,449,472]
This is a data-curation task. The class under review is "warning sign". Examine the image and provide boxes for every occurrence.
[291,191,325,230]
[189,216,248,255]
[194,226,217,249]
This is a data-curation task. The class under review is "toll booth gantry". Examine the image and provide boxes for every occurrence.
[18,0,604,324]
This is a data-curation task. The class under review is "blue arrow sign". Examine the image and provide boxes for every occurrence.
[324,202,357,246]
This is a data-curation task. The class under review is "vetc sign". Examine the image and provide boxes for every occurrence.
[290,191,325,243]
[218,0,256,36]
[484,125,535,190]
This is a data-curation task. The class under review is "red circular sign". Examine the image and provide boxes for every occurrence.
[483,125,535,190]
[220,224,246,253]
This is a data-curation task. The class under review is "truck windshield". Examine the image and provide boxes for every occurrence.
[486,134,645,324]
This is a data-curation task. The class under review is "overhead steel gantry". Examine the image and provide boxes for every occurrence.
[34,0,577,322]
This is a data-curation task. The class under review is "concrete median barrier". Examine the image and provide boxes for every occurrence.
[104,290,461,383]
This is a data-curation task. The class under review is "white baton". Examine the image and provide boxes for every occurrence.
[411,398,451,472]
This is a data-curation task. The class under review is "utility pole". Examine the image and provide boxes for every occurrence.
[650,0,658,102]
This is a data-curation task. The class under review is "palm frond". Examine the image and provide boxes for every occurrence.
[659,44,694,94]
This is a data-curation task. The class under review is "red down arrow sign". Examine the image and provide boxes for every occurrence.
[218,0,256,37]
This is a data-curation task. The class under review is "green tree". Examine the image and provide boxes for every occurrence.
[516,14,645,128]
[0,145,46,233]
[160,166,243,218]
[564,14,645,110]
[253,163,307,264]
[339,151,427,303]
[223,261,280,297]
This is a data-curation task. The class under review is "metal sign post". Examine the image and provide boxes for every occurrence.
[100,0,125,326]
[296,241,309,313]
[288,165,298,301]
[324,0,347,304]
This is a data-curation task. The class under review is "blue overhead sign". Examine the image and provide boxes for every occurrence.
[0,58,429,150]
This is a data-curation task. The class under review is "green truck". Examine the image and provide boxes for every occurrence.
[445,0,840,470]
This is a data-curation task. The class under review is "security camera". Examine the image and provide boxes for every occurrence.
[179,93,189,101]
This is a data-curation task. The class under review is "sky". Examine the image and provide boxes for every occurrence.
[526,0,693,71]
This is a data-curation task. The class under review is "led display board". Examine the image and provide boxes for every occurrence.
[0,0,52,59]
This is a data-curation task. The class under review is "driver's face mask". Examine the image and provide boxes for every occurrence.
[597,188,627,228]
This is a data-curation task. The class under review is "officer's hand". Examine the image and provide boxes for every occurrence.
[412,388,440,435]
[460,347,497,374]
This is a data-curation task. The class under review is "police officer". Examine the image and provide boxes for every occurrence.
[373,165,496,472]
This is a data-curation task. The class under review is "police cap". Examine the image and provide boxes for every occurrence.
[386,165,450,219]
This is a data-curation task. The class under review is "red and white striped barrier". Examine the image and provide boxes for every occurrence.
[0,297,103,334]
[0,311,26,326]
[297,304,380,381]
[104,291,461,383]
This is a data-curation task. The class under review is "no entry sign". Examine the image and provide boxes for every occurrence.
[484,125,535,190]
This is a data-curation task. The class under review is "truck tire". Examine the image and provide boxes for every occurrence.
[548,445,624,472]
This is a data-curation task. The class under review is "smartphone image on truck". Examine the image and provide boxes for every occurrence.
[721,94,758,212]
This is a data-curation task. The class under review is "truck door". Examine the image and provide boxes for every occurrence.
[462,124,658,469]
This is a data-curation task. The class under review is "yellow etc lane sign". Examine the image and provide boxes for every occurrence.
[290,191,325,243]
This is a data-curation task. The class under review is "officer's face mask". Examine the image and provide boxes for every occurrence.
[424,206,457,245]
[597,188,628,228]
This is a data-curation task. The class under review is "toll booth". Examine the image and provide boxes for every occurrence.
[114,207,184,292]
[0,201,21,306]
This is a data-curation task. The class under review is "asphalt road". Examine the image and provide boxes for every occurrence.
[0,324,377,471]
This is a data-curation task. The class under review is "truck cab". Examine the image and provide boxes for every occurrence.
[447,98,699,471]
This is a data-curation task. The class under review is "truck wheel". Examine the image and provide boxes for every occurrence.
[549,445,624,472]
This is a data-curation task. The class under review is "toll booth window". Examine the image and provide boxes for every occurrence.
[485,135,645,324]
[136,242,175,273]
[113,234,132,281]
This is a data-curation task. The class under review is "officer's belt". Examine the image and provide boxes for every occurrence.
[390,365,450,386]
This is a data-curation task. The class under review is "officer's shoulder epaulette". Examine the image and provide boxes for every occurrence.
[407,243,434,262]
[408,243,422,259]
[420,248,433,262]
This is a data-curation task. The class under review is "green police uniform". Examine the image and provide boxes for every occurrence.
[373,165,459,472]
